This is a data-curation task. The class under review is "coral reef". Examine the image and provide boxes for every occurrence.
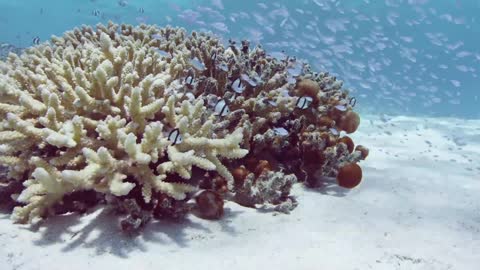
[0,43,23,61]
[0,22,368,231]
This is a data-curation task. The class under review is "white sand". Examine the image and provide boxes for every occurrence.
[1,114,479,270]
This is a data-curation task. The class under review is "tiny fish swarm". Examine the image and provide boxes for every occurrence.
[0,22,368,230]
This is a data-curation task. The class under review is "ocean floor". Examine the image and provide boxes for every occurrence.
[1,114,479,270]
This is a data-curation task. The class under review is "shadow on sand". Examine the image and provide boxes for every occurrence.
[23,204,243,258]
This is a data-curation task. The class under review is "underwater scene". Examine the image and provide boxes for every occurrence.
[0,0,478,269]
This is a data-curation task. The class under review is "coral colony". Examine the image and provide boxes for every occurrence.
[0,23,368,232]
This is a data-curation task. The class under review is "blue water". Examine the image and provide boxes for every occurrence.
[0,0,478,118]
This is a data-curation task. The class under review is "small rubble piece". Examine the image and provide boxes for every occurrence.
[233,170,298,213]
[117,198,151,233]
[194,190,224,220]
[152,193,190,220]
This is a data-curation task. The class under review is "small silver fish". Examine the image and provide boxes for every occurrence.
[214,99,230,117]
[334,104,347,111]
[273,127,289,136]
[329,128,339,136]
[151,33,162,40]
[286,75,296,85]
[153,48,170,57]
[32,36,40,45]
[92,9,100,16]
[232,78,245,93]
[168,128,183,145]
[296,96,313,109]
[191,57,206,71]
[217,63,228,72]
[262,98,277,107]
[270,51,287,61]
[138,7,145,13]
[240,74,257,87]
[287,61,303,77]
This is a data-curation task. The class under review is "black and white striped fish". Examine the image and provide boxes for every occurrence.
[214,99,230,117]
[296,96,313,109]
[185,73,195,85]
[92,9,100,16]
[211,51,217,62]
[32,36,40,45]
[349,97,357,107]
[232,78,245,94]
[168,128,183,145]
[138,7,145,13]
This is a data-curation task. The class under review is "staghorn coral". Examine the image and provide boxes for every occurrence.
[0,23,246,224]
[0,22,368,231]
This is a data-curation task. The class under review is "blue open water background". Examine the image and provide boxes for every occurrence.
[0,0,478,118]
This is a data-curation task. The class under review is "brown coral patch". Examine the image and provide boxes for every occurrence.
[320,132,337,147]
[336,163,362,189]
[355,145,369,160]
[232,166,249,186]
[195,190,224,220]
[317,116,334,128]
[337,111,360,134]
[213,176,228,194]
[254,160,272,176]
[296,79,320,102]
[337,136,354,153]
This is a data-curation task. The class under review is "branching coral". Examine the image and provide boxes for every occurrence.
[0,23,247,224]
[0,22,368,231]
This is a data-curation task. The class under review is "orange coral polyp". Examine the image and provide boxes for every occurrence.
[296,79,320,98]
[338,111,360,134]
[355,145,369,160]
[336,163,362,189]
[338,136,355,153]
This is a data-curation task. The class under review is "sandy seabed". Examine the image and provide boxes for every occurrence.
[1,114,479,270]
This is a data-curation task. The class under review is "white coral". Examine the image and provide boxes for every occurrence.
[0,23,249,223]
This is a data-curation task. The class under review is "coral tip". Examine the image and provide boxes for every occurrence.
[336,163,363,189]
[338,136,355,153]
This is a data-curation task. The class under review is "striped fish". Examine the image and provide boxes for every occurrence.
[296,96,313,109]
[32,36,40,45]
[185,73,195,85]
[168,128,183,145]
[232,78,245,94]
[214,99,230,117]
